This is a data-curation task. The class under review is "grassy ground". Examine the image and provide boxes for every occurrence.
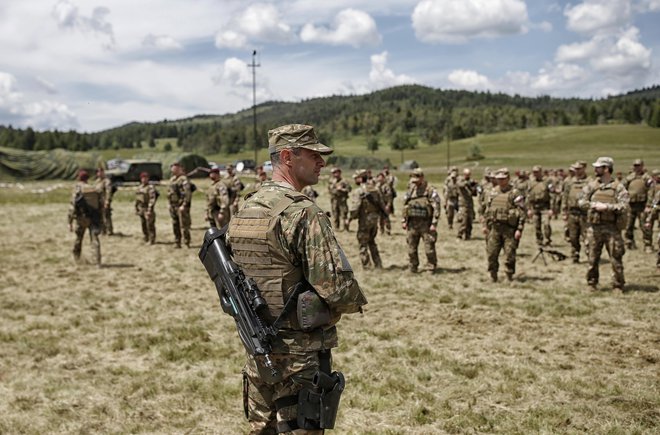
[0,177,658,434]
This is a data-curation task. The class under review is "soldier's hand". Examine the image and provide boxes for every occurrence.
[592,202,608,212]
[527,209,533,219]
[179,205,186,212]
[430,224,437,232]
[482,226,488,235]
[563,213,568,221]
[548,209,554,217]
[402,222,407,230]
[644,222,651,229]
[514,230,522,240]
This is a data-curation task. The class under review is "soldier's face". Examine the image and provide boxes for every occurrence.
[291,148,325,187]
[594,166,605,176]
[633,164,643,174]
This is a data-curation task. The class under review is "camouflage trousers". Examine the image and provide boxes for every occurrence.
[406,218,437,271]
[356,219,381,268]
[456,206,474,240]
[446,202,457,228]
[330,198,349,231]
[587,224,625,288]
[530,207,552,246]
[73,219,101,265]
[138,210,156,243]
[243,352,326,435]
[486,223,517,276]
[169,205,191,247]
[101,204,113,235]
[379,215,391,236]
[625,202,651,248]
[566,211,589,262]
[208,208,230,229]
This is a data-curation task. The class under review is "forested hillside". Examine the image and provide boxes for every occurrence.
[1,85,659,155]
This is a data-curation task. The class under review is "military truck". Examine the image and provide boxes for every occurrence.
[106,160,162,184]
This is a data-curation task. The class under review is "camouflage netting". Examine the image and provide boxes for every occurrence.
[134,152,209,178]
[0,147,104,180]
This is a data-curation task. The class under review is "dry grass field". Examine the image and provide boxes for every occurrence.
[0,178,658,434]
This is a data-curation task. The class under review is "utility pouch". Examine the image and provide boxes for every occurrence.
[297,371,345,429]
[297,290,331,332]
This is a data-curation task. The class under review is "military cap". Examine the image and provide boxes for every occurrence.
[569,163,578,171]
[139,171,150,178]
[448,166,458,174]
[331,167,341,173]
[532,165,542,172]
[574,161,586,169]
[494,168,510,179]
[268,124,333,155]
[209,168,219,174]
[78,169,89,181]
[353,169,367,179]
[632,158,643,166]
[410,168,424,179]
[592,156,614,168]
[651,168,660,176]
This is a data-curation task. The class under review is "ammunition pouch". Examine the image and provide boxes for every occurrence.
[408,203,430,218]
[297,290,331,332]
[296,371,345,430]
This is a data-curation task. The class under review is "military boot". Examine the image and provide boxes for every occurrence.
[490,271,498,282]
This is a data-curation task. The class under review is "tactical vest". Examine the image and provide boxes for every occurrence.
[406,187,431,218]
[588,186,617,224]
[627,177,646,203]
[80,185,100,209]
[228,192,307,330]
[528,180,550,204]
[360,185,381,215]
[567,178,587,209]
[489,190,518,227]
[168,176,183,204]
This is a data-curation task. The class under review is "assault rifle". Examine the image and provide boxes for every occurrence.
[361,191,389,218]
[199,226,278,376]
[532,246,567,265]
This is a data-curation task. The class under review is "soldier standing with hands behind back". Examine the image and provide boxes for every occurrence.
[327,167,351,231]
[623,159,655,252]
[225,123,367,433]
[349,169,386,269]
[167,161,192,248]
[135,171,158,244]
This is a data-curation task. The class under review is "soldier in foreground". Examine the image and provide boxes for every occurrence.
[579,157,630,293]
[349,169,386,269]
[623,159,655,252]
[206,168,230,228]
[562,162,590,263]
[483,168,525,282]
[224,123,367,433]
[68,169,102,265]
[167,162,192,248]
[402,168,441,273]
[135,171,158,244]
[327,167,351,231]
[95,167,114,235]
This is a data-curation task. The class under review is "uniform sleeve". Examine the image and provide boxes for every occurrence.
[298,207,367,314]
[182,177,192,205]
[348,189,361,219]
[430,187,441,225]
[613,184,630,212]
[216,184,230,211]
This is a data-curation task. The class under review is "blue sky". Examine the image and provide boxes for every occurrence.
[1,0,659,132]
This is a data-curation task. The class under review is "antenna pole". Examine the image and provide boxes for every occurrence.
[248,50,261,165]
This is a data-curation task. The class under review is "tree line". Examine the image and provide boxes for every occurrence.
[1,85,659,154]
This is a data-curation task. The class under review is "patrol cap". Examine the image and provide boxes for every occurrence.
[78,169,89,181]
[331,166,341,173]
[569,163,578,171]
[532,165,542,172]
[139,171,150,178]
[410,168,424,180]
[592,156,614,168]
[651,168,660,176]
[574,160,586,169]
[632,158,643,166]
[209,168,220,174]
[494,168,510,179]
[353,169,367,179]
[268,124,333,155]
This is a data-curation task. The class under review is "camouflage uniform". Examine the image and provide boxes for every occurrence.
[167,173,192,248]
[349,172,386,269]
[562,171,589,262]
[403,172,441,272]
[443,171,458,229]
[579,162,630,290]
[302,185,319,202]
[456,175,477,240]
[384,170,397,215]
[225,171,245,216]
[68,180,102,265]
[376,177,393,235]
[484,175,525,281]
[644,181,660,267]
[526,170,553,246]
[227,123,367,434]
[550,171,563,219]
[327,173,351,231]
[96,175,114,235]
[135,182,158,243]
[622,166,655,250]
[206,178,230,228]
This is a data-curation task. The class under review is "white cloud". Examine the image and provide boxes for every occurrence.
[213,57,272,102]
[564,0,631,35]
[0,71,78,130]
[369,51,415,89]
[528,63,589,91]
[300,9,381,47]
[448,69,492,90]
[51,0,115,48]
[556,38,601,62]
[637,0,660,11]
[214,3,294,49]
[142,34,182,51]
[412,0,529,44]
